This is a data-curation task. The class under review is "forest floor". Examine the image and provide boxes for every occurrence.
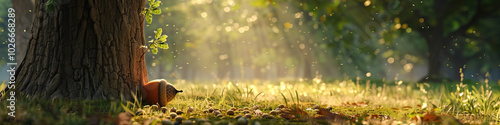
[1,78,499,124]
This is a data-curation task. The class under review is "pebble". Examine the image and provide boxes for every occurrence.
[169,113,177,118]
[234,115,243,119]
[174,116,184,123]
[162,119,173,125]
[237,117,248,125]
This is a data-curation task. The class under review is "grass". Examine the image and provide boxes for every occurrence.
[1,77,499,124]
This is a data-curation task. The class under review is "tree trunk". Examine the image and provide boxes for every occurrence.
[15,0,148,100]
[11,0,34,64]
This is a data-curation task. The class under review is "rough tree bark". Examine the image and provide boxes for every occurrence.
[11,0,34,64]
[15,0,148,100]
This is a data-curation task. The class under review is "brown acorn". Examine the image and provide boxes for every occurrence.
[142,79,183,107]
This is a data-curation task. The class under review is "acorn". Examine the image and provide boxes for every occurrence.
[213,110,221,115]
[161,107,168,113]
[142,79,183,107]
[227,110,235,115]
[170,107,177,113]
[278,104,285,109]
[169,113,177,118]
[187,107,194,113]
[176,110,184,115]
[269,110,278,115]
[262,113,270,118]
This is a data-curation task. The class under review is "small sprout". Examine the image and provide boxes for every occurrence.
[227,110,235,115]
[169,113,177,118]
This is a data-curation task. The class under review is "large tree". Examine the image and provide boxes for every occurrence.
[15,0,148,100]
[11,0,34,64]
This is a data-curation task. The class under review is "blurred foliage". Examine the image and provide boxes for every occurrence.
[143,0,500,82]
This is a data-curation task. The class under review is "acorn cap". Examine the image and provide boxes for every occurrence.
[159,80,182,106]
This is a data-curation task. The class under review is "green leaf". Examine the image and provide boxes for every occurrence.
[146,13,153,24]
[151,48,158,54]
[151,9,161,15]
[158,43,169,49]
[159,35,168,42]
[45,0,56,12]
[152,1,161,8]
[155,28,162,39]
[148,0,155,7]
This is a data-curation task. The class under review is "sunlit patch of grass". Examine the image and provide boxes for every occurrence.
[1,77,499,124]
